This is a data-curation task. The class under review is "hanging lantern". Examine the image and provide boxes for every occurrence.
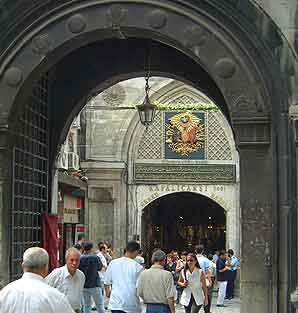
[137,76,156,127]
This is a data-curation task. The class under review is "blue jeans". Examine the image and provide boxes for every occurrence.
[80,296,85,313]
[146,304,171,313]
[83,287,104,313]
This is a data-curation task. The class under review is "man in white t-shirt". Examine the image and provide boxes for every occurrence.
[104,241,143,313]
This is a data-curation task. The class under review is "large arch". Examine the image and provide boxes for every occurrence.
[140,191,228,259]
[0,1,295,313]
[136,188,238,255]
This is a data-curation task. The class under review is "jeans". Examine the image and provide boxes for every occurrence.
[217,281,227,305]
[184,295,202,313]
[146,304,171,313]
[80,296,85,313]
[83,287,104,313]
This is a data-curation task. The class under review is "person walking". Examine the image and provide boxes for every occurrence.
[165,253,178,301]
[97,242,108,288]
[0,247,74,313]
[178,253,208,313]
[204,254,216,313]
[137,250,176,313]
[176,251,187,304]
[165,253,177,275]
[79,241,104,313]
[104,241,143,313]
[97,242,108,270]
[46,247,85,313]
[195,245,212,313]
[195,245,210,276]
[216,251,228,307]
[226,249,239,300]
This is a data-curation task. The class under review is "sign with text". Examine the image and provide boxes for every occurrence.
[134,163,236,184]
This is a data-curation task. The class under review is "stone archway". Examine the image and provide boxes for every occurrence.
[140,191,228,260]
[0,2,295,313]
[135,187,239,256]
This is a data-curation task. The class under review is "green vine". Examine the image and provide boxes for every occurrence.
[153,101,219,111]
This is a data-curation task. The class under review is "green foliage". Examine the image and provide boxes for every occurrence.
[153,101,219,111]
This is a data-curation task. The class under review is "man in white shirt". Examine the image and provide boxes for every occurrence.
[46,247,85,313]
[104,241,143,313]
[0,247,74,313]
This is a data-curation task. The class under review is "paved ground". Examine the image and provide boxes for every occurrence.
[176,296,241,313]
[98,295,240,313]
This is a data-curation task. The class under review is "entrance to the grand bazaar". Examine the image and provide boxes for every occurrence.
[142,192,226,260]
[1,1,298,313]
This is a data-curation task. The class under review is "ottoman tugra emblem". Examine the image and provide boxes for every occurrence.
[165,112,204,156]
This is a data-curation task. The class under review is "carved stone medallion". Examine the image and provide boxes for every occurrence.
[215,58,236,79]
[67,14,87,34]
[4,67,23,87]
[147,10,167,29]
[102,84,126,107]
[32,35,51,55]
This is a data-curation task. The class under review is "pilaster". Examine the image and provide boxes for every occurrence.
[81,161,127,257]
[0,127,11,288]
[232,116,274,313]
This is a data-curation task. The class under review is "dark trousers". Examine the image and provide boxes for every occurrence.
[146,304,171,313]
[184,295,202,313]
[226,270,237,298]
[177,286,183,303]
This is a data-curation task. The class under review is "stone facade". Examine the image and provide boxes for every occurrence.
[81,79,240,257]
[1,2,297,312]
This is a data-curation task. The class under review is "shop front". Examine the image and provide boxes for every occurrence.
[57,173,87,264]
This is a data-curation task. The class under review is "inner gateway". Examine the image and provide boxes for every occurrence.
[79,77,239,259]
[142,192,226,259]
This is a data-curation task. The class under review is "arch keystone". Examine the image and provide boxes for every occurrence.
[107,4,127,25]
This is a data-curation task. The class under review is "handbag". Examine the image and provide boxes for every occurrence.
[205,278,210,288]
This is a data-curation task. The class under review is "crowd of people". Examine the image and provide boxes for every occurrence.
[0,238,239,313]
